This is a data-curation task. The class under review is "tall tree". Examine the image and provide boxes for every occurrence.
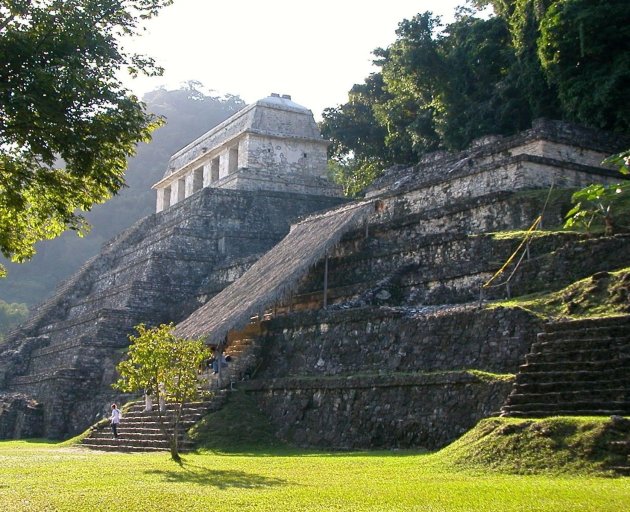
[372,13,444,160]
[322,8,532,194]
[538,0,630,132]
[321,73,392,196]
[0,0,172,276]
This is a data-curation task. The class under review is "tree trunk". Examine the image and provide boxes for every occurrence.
[604,214,615,236]
[169,403,183,462]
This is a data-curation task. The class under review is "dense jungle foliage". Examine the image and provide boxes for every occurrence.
[321,0,630,195]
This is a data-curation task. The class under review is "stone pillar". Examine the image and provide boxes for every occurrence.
[228,146,239,174]
[219,152,229,180]
[203,163,212,187]
[170,180,180,206]
[185,172,195,198]
[156,187,170,213]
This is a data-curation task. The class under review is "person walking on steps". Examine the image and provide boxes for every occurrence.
[110,403,121,439]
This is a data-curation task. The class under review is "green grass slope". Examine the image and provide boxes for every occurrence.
[187,390,287,452]
[436,416,629,476]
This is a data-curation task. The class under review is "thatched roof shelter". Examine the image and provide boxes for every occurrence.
[175,200,374,343]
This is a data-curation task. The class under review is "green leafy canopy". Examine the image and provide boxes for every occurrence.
[0,0,172,276]
[564,149,630,235]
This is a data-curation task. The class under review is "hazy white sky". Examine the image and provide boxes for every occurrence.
[124,0,469,119]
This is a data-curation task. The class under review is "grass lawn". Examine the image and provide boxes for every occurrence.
[0,439,628,512]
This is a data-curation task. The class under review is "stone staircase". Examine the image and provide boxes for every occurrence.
[81,392,228,452]
[501,315,630,417]
[224,335,262,380]
[606,417,630,476]
[81,334,260,452]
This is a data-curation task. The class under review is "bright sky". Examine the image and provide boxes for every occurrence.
[124,0,469,119]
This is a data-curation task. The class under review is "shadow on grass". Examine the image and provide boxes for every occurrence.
[194,445,432,459]
[7,438,58,445]
[144,462,287,489]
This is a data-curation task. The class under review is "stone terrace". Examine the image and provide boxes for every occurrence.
[189,121,630,449]
[0,188,345,439]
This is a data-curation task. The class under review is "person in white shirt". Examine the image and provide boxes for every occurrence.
[110,403,121,439]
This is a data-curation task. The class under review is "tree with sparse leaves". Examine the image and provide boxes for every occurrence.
[0,0,172,276]
[113,323,211,462]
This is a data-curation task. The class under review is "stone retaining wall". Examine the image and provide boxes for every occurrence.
[240,305,539,449]
[245,372,512,449]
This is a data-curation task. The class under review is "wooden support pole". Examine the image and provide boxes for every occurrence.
[323,251,329,309]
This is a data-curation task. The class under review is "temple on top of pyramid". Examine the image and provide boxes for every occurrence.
[152,93,340,212]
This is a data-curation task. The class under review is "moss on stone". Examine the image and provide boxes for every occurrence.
[487,267,630,320]
[465,369,515,383]
[187,390,285,452]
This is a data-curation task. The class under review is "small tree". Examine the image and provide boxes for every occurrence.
[114,323,211,462]
[564,150,630,235]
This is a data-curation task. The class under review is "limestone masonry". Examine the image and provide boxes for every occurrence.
[152,94,339,212]
[1,112,629,449]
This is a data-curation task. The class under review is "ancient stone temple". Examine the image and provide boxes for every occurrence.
[152,93,338,212]
[0,96,345,439]
[2,116,629,451]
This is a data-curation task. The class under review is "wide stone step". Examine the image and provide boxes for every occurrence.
[526,345,630,365]
[125,401,215,414]
[543,315,630,334]
[88,431,180,441]
[81,442,169,453]
[515,368,628,383]
[511,379,626,394]
[502,408,630,418]
[114,419,200,430]
[122,410,208,421]
[82,438,192,452]
[502,400,630,414]
[538,325,630,343]
[518,358,628,373]
[505,389,627,405]
[531,335,630,354]
[608,440,630,455]
[608,466,630,476]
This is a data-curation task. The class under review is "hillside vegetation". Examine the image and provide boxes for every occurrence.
[322,0,630,195]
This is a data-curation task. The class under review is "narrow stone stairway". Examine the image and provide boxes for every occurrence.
[607,422,630,476]
[501,315,630,417]
[81,391,228,452]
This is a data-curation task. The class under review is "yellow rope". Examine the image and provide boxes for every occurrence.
[483,216,542,288]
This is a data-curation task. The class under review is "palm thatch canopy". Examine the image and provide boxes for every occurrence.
[175,200,374,343]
